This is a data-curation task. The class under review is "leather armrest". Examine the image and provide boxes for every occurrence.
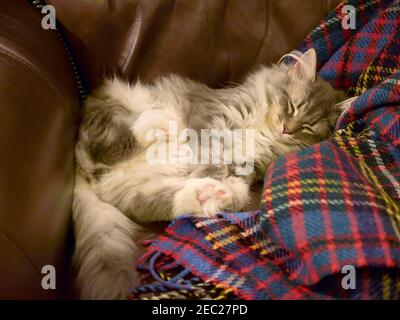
[0,0,80,299]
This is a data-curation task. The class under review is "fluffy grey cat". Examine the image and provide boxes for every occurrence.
[73,49,352,299]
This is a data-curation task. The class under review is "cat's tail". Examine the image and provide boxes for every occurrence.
[72,172,143,300]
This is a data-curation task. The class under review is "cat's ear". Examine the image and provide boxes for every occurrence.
[333,96,358,125]
[289,48,317,82]
[335,96,358,112]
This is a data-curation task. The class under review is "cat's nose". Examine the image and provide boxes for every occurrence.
[283,125,291,134]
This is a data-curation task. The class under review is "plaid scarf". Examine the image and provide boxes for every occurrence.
[130,0,400,300]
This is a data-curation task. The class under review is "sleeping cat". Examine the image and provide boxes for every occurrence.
[73,49,351,299]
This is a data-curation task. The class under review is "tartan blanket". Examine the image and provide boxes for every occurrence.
[130,0,400,300]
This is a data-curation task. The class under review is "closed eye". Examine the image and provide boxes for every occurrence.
[301,124,314,134]
[288,101,295,115]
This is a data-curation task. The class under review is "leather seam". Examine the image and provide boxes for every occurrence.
[0,225,42,279]
[121,2,142,73]
[0,47,73,122]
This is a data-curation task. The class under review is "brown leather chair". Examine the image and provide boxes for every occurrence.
[0,0,339,299]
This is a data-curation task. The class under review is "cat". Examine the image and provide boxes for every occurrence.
[72,48,353,299]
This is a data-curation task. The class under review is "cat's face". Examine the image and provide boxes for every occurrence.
[274,49,348,146]
[278,77,347,146]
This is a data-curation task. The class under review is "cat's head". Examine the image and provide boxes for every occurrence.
[271,48,354,146]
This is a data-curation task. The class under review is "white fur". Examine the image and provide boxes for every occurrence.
[73,174,143,299]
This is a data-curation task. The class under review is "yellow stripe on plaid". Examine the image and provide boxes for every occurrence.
[382,275,400,300]
[263,198,390,217]
[356,65,400,95]
[336,132,400,237]
[264,178,372,193]
[205,225,236,241]
[383,273,391,300]
[264,185,382,202]
[212,234,241,250]
[396,278,400,300]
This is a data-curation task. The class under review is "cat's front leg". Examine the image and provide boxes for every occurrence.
[173,177,249,218]
[101,172,249,222]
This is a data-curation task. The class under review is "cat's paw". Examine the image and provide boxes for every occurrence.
[173,178,234,218]
[195,183,233,217]
[75,219,141,300]
[79,262,138,300]
[221,176,250,211]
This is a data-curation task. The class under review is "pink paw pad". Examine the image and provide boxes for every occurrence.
[197,184,226,204]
